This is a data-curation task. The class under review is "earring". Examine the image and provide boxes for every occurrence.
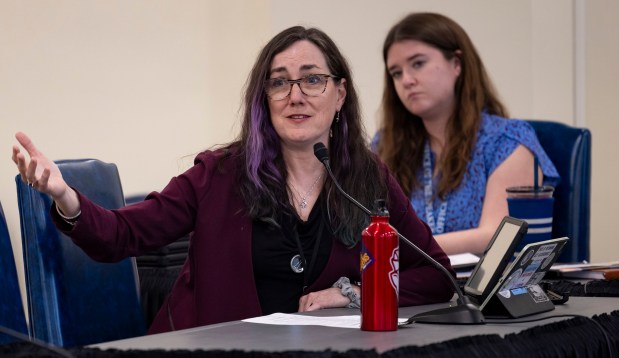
[329,128,333,138]
[335,111,340,123]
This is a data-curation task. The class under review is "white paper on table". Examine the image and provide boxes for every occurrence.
[448,252,480,269]
[551,260,619,271]
[242,313,408,329]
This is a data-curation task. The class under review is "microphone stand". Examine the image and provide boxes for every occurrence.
[314,143,485,324]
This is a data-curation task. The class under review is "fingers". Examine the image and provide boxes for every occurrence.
[25,157,38,184]
[15,132,40,158]
[29,167,52,191]
[302,302,322,312]
[39,167,51,187]
[13,132,48,187]
[298,295,309,312]
[299,293,325,312]
[12,145,29,183]
[299,293,322,312]
[12,145,20,164]
[298,288,349,312]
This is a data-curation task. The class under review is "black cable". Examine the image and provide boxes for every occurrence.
[485,314,613,356]
[0,325,74,358]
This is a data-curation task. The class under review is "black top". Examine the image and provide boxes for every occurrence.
[252,195,332,314]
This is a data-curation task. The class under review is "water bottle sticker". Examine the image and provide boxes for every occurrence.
[360,250,373,272]
[389,247,399,294]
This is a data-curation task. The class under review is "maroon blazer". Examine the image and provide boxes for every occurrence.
[55,148,455,334]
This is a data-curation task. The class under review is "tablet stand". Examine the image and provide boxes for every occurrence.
[482,284,555,318]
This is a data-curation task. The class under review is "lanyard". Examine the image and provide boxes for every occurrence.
[423,141,448,235]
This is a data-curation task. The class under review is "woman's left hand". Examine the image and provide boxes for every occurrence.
[298,287,351,312]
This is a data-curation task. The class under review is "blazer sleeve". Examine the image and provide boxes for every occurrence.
[51,150,220,262]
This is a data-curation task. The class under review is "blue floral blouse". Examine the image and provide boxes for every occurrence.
[373,113,560,234]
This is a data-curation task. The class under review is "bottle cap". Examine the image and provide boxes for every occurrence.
[373,199,389,216]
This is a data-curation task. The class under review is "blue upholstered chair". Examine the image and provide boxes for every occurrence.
[0,202,29,344]
[15,159,145,347]
[528,120,592,263]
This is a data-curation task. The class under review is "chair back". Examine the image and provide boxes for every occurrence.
[0,202,29,344]
[528,120,592,262]
[16,159,145,347]
[126,193,189,328]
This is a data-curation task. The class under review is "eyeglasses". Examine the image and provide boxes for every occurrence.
[264,74,339,101]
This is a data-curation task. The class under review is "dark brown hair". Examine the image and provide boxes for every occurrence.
[233,26,385,246]
[378,12,507,198]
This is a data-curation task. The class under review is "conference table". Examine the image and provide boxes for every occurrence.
[92,296,619,356]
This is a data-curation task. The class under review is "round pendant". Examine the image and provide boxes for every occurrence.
[290,254,304,273]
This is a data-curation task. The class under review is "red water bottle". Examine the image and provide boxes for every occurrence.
[360,199,399,331]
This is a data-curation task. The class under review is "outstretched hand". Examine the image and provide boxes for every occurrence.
[12,132,79,216]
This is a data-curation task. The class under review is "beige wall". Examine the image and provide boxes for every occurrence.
[0,0,272,316]
[586,1,619,262]
[272,0,576,132]
[1,0,617,314]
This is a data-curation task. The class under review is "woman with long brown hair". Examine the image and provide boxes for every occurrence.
[375,13,559,255]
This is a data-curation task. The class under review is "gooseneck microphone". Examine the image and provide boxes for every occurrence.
[313,143,371,217]
[313,142,484,324]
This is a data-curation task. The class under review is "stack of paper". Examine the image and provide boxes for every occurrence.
[550,261,619,280]
[448,253,480,279]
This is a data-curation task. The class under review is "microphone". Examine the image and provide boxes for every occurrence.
[313,142,484,324]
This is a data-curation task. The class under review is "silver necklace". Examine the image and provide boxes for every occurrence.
[291,172,323,210]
